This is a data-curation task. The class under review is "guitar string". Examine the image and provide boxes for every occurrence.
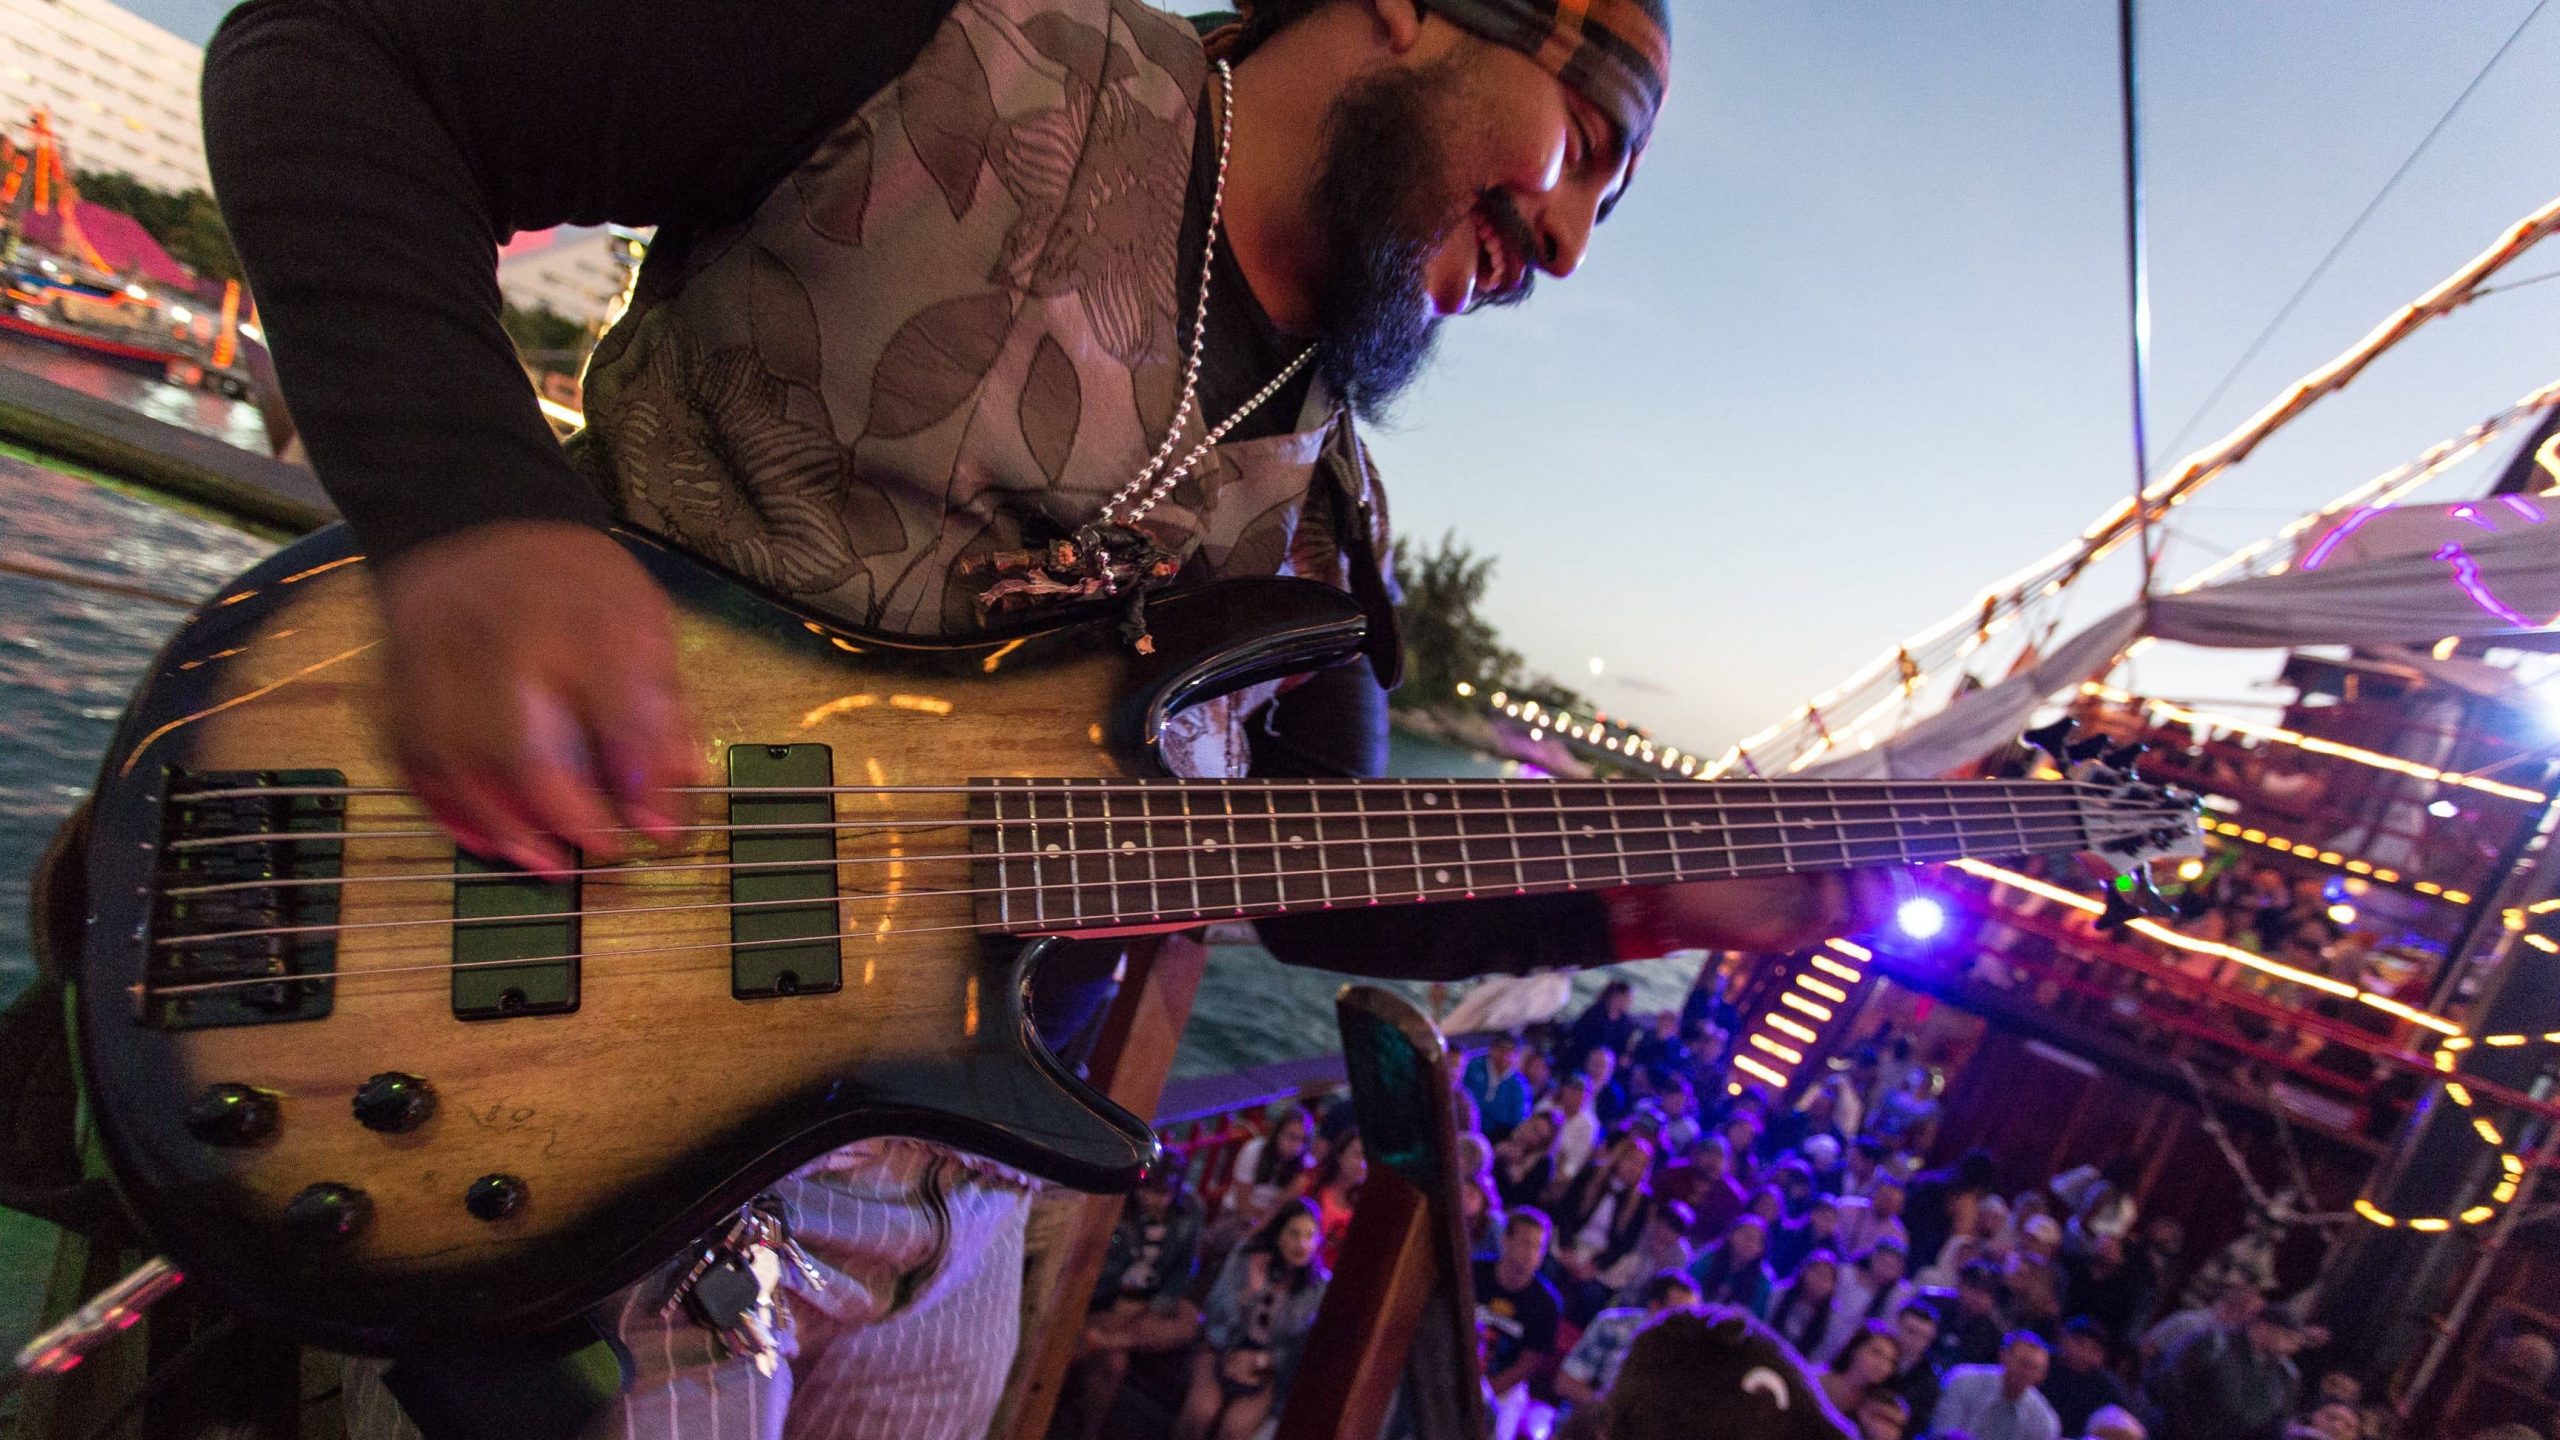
[158,785,2159,852]
[149,791,2165,892]
[154,791,2173,898]
[170,776,2146,803]
[136,827,2136,1001]
[143,814,2126,964]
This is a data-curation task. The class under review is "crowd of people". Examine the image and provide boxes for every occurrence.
[1066,972,2392,1440]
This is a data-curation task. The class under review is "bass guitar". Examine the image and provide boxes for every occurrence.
[65,526,2198,1353]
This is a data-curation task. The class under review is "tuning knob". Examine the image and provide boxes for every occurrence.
[2023,719,2075,759]
[2065,736,2112,764]
[465,1173,528,1221]
[2103,741,2149,770]
[185,1084,279,1147]
[352,1072,435,1134]
[283,1182,371,1244]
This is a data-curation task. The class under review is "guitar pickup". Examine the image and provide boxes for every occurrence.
[452,856,580,1019]
[727,744,841,999]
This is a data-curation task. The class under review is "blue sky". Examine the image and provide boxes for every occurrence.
[136,0,2560,751]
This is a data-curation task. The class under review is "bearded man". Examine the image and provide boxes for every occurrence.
[203,1,1887,1434]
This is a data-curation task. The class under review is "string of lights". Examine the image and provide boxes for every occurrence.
[1948,860,2529,1227]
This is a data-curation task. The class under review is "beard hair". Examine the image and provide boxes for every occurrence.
[1306,59,1472,421]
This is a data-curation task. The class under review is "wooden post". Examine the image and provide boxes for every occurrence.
[993,935,1209,1440]
[1273,987,1487,1440]
[1272,1171,1437,1440]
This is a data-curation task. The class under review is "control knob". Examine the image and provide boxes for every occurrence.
[184,1083,278,1147]
[351,1072,435,1134]
[283,1182,371,1244]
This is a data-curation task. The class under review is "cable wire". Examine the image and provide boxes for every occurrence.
[2149,0,2551,471]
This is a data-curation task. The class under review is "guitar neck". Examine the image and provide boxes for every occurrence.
[980,777,2093,935]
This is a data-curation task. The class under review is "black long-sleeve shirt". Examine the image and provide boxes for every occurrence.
[200,0,1617,980]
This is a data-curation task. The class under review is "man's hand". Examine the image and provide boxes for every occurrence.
[375,521,704,875]
[1644,870,1906,954]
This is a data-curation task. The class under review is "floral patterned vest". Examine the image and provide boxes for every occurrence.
[567,0,1392,774]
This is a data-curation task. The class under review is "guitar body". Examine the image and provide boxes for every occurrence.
[71,525,1371,1353]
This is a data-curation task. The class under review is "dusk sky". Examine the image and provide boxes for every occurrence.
[131,0,2560,752]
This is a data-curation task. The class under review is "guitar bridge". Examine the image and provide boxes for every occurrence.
[147,768,344,1030]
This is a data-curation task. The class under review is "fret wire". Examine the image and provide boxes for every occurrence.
[1654,779,1683,883]
[1094,777,1121,926]
[1178,785,1204,918]
[1353,782,1379,903]
[1406,784,1430,900]
[1064,775,1089,921]
[1220,782,1245,916]
[1498,782,1529,894]
[993,782,1012,930]
[1133,780,1159,921]
[1028,778,1049,930]
[1259,780,1288,909]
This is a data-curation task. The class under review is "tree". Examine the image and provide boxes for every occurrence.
[69,169,241,282]
[501,303,591,375]
[1389,530,1525,711]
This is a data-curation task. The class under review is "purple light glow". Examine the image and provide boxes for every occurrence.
[2303,505,2390,571]
[2433,542,2534,628]
[2499,494,2547,522]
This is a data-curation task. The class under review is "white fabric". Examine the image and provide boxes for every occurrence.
[1813,506,2560,781]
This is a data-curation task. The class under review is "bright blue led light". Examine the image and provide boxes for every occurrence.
[1896,896,1949,941]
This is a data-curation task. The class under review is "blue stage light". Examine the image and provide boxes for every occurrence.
[1895,896,1949,941]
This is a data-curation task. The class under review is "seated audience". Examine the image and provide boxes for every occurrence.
[1465,1032,1535,1141]
[1075,1169,1205,1440]
[1824,1320,1906,1420]
[1768,1248,1844,1359]
[2041,1317,2131,1437]
[1475,1208,1567,1405]
[1178,1199,1329,1440]
[1554,1268,1703,1408]
[1931,1330,2062,1440]
[1687,1213,1778,1318]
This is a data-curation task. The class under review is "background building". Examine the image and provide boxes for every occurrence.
[496,226,647,332]
[0,0,206,194]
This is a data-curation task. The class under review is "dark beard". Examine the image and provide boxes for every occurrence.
[1306,62,1470,421]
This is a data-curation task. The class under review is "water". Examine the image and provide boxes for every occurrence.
[0,330,273,453]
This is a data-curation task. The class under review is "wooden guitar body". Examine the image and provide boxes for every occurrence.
[71,525,1370,1354]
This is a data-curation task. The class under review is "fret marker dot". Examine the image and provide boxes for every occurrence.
[1044,843,1061,853]
[1288,834,1305,847]
[1204,839,1220,850]
[1433,868,1451,884]
[1581,825,1597,836]
[1423,793,1440,806]
[1120,840,1136,851]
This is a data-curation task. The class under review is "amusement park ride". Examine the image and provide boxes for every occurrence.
[0,109,253,399]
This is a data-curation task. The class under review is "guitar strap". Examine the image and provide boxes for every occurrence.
[1318,409,1404,692]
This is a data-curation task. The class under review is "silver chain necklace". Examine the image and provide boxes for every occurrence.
[1093,58,1319,529]
[971,59,1320,652]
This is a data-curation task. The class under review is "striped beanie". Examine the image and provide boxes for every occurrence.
[1424,0,1672,153]
[1202,2,1673,154]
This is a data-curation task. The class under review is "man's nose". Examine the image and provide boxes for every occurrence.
[1537,191,1600,279]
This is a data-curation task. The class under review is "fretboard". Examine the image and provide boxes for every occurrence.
[973,777,2103,935]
